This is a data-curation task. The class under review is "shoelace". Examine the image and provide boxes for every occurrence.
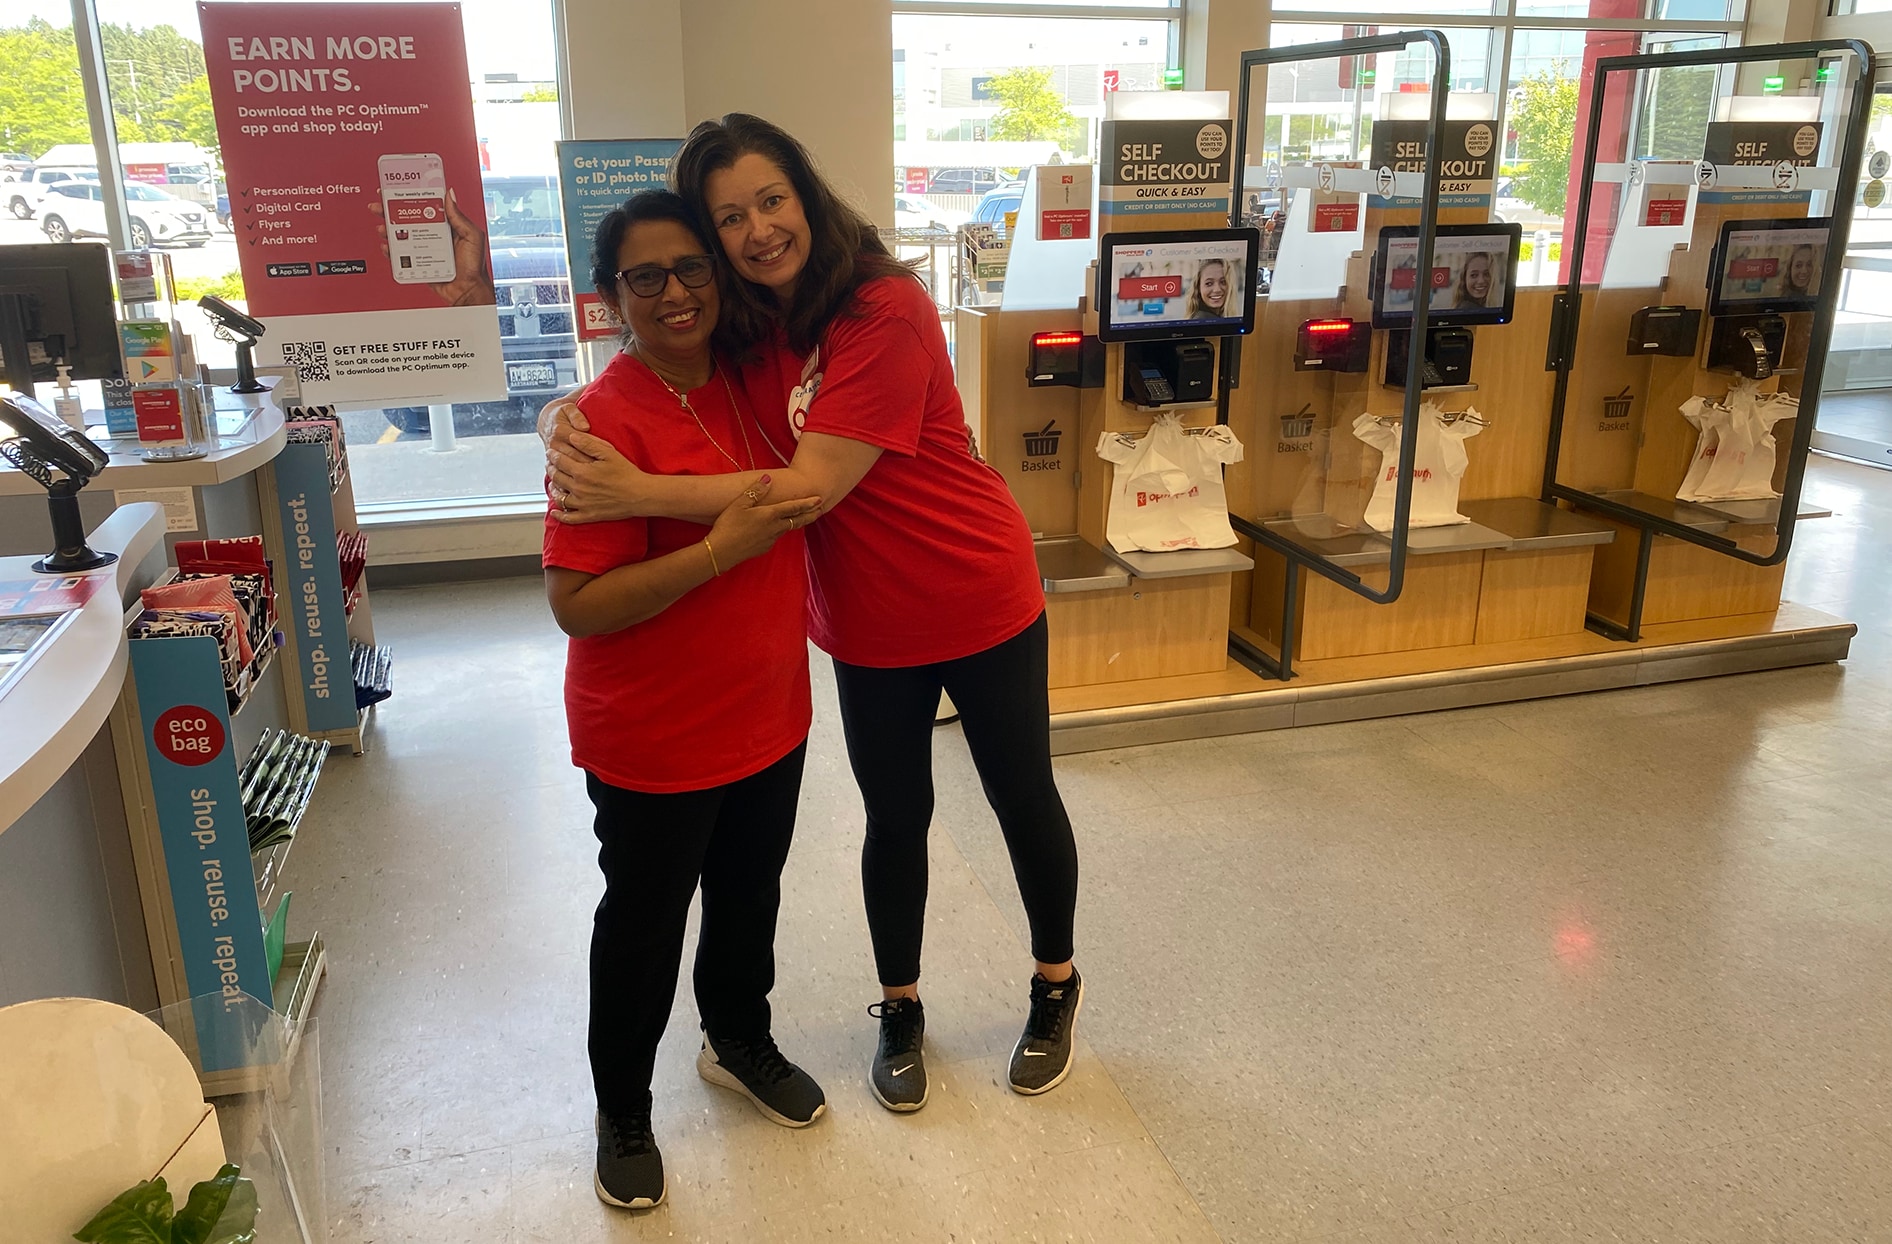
[1024,979,1072,1044]
[600,1109,655,1158]
[723,1034,796,1085]
[868,1000,923,1058]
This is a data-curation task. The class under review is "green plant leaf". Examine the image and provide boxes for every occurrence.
[72,1177,173,1243]
[171,1165,258,1244]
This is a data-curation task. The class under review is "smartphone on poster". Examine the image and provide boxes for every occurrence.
[376,153,454,285]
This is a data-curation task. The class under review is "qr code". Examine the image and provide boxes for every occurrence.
[280,340,331,383]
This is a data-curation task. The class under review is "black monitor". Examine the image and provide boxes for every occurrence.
[1708,217,1831,317]
[1370,222,1522,329]
[1096,228,1261,344]
[0,243,123,391]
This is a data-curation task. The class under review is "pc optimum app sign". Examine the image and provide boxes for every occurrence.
[1100,118,1233,224]
[556,139,684,341]
[199,2,504,406]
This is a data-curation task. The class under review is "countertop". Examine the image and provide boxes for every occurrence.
[0,504,165,833]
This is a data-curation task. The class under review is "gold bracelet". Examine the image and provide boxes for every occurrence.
[703,538,721,576]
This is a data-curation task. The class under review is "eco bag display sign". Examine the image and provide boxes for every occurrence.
[1095,413,1244,552]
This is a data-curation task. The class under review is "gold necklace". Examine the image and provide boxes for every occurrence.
[634,346,755,472]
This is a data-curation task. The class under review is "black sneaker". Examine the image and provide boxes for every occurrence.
[594,1106,664,1209]
[867,996,929,1112]
[696,1031,827,1128]
[1009,969,1083,1095]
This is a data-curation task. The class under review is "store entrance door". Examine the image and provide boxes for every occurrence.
[1815,74,1892,470]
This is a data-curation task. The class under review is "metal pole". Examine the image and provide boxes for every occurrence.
[426,404,459,453]
[69,0,134,251]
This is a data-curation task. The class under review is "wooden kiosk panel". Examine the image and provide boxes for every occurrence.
[1249,546,1485,661]
[1586,514,1787,629]
[1045,576,1233,689]
[1475,546,1596,643]
[954,306,1087,537]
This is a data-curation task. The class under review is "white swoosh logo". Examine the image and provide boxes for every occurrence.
[891,1063,915,1076]
[1022,1050,1050,1057]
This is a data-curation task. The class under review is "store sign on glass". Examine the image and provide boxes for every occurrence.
[1699,121,1823,205]
[1367,121,1496,209]
[198,2,506,406]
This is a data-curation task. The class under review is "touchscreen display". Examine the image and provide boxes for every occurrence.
[1098,229,1259,342]
[1712,221,1829,314]
[1372,223,1522,328]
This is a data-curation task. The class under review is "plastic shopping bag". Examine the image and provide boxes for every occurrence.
[1676,396,1730,502]
[1355,403,1484,531]
[1095,413,1245,552]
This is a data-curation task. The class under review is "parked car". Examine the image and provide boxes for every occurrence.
[894,192,969,233]
[972,183,1025,227]
[929,167,1002,196]
[38,181,211,248]
[7,167,97,219]
[215,185,231,230]
[381,173,578,437]
[0,153,33,177]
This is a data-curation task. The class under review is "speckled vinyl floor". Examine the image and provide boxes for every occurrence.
[290,455,1892,1243]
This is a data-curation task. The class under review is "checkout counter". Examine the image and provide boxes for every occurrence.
[958,39,1865,753]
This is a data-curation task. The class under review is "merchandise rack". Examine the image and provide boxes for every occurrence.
[257,415,383,754]
[114,626,327,1093]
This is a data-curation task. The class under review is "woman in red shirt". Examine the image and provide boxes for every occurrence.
[548,116,1083,1115]
[543,190,827,1210]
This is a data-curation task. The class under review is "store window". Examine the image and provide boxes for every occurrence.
[8,0,567,510]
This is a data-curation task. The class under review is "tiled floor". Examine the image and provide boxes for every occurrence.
[292,454,1892,1242]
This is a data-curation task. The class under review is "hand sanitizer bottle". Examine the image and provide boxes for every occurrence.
[53,363,85,431]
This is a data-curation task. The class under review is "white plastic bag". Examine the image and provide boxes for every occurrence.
[1683,382,1797,502]
[1095,413,1245,552]
[1355,403,1484,531]
[1677,396,1730,502]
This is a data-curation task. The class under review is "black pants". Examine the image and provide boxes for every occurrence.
[833,612,1078,987]
[585,742,805,1116]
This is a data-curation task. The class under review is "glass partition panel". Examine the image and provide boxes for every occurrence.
[1225,31,1450,676]
[1545,40,1873,588]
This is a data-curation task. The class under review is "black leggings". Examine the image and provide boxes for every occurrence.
[585,743,805,1116]
[833,612,1078,987]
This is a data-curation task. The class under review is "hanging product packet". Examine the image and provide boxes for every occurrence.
[1095,412,1245,553]
[129,609,244,694]
[140,575,255,664]
[1354,402,1485,531]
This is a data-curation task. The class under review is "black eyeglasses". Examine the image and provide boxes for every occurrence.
[615,255,717,298]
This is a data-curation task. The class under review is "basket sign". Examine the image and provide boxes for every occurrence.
[1024,421,1063,457]
[1600,387,1634,431]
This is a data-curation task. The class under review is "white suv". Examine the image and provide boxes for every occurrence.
[39,182,212,249]
[6,167,97,219]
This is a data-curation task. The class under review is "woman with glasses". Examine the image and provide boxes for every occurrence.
[545,115,1083,1118]
[543,190,826,1211]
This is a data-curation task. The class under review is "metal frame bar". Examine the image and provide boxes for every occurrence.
[1540,38,1876,614]
[1225,30,1450,680]
[69,0,134,251]
[1269,10,1742,33]
[892,1,1182,19]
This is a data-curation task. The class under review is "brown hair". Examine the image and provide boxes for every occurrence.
[671,112,918,356]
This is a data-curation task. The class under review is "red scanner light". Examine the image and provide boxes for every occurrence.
[1032,331,1085,348]
[1305,320,1354,335]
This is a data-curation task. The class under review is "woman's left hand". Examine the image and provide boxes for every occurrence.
[549,432,650,524]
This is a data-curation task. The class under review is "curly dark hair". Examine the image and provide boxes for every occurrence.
[671,112,918,356]
[588,189,713,300]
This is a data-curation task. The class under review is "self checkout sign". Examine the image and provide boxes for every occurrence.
[1367,120,1497,207]
[1700,121,1822,203]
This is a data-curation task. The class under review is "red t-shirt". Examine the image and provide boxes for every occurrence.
[741,274,1044,667]
[543,351,809,793]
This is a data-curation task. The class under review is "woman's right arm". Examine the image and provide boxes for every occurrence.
[545,485,822,637]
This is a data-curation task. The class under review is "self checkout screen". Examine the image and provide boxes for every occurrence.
[1096,228,1259,343]
[1711,220,1830,315]
[1371,223,1521,328]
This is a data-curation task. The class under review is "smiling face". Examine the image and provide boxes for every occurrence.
[1463,254,1493,303]
[1197,261,1228,311]
[704,152,813,302]
[604,218,719,367]
[1787,246,1816,291]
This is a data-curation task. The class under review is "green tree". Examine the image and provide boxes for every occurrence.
[520,84,558,103]
[985,67,1076,145]
[99,23,207,131]
[1636,65,1714,161]
[150,76,219,154]
[1510,67,1581,217]
[0,21,93,156]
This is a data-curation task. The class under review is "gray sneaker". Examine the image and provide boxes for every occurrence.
[697,1032,827,1128]
[594,1105,664,1209]
[867,997,929,1112]
[1009,969,1082,1095]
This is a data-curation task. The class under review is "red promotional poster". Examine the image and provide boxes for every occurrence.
[1312,203,1360,232]
[197,2,504,407]
[1645,198,1688,227]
